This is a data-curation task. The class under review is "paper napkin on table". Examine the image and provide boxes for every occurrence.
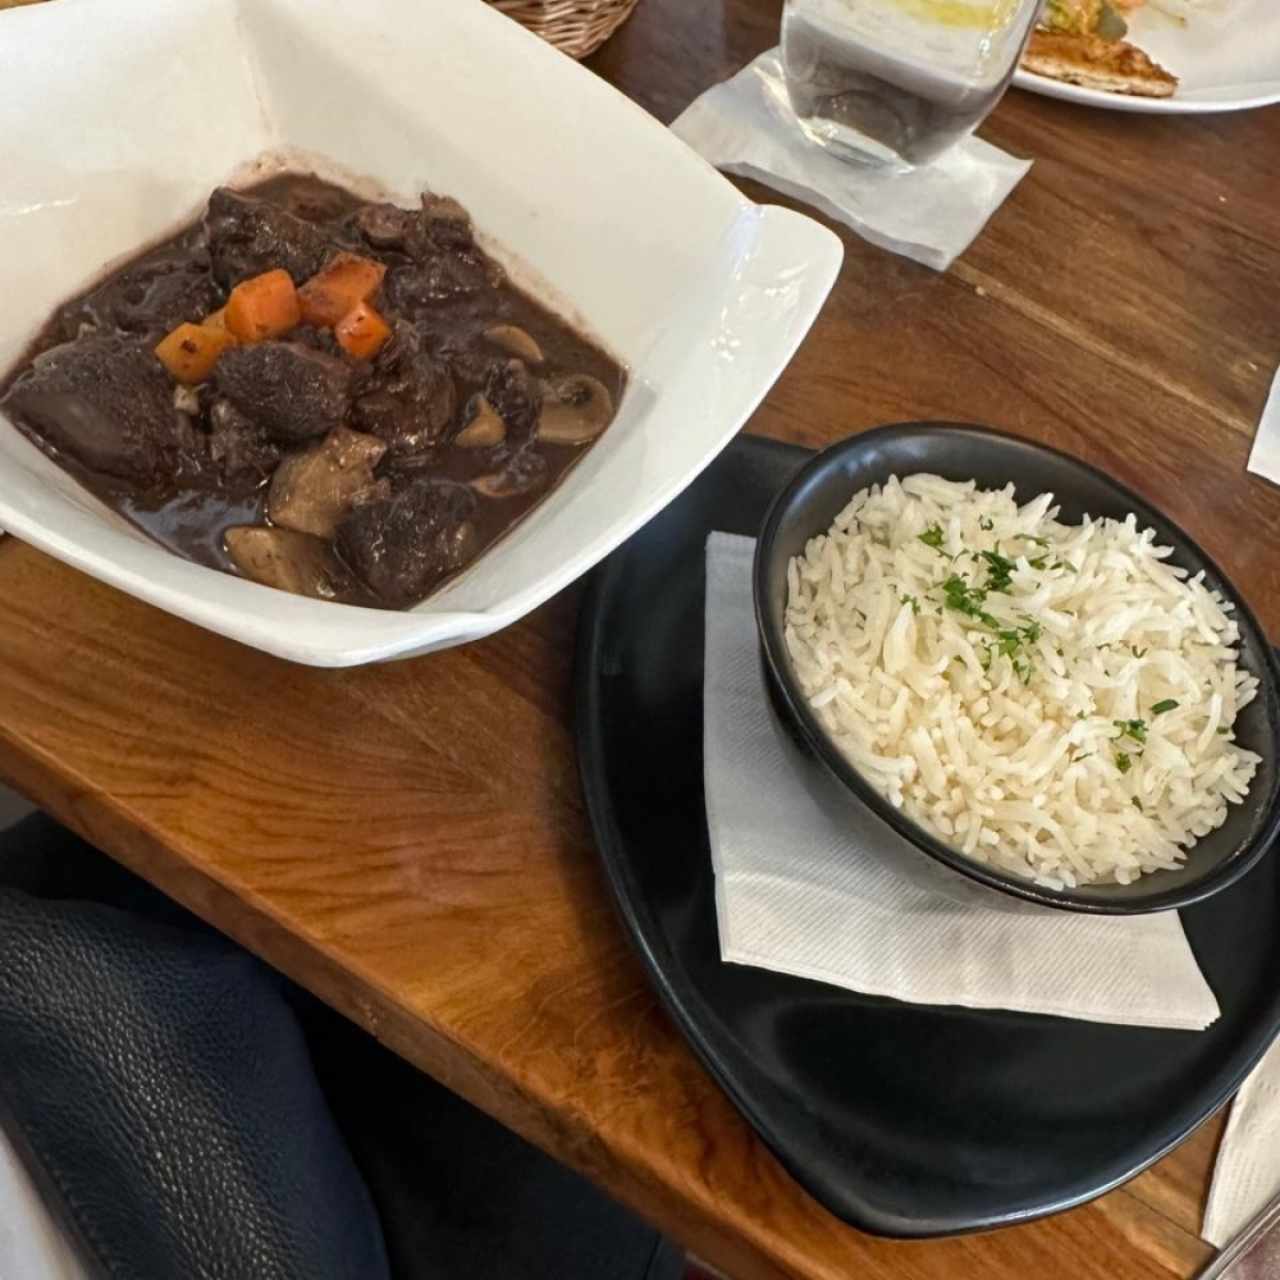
[1204,1037,1280,1246]
[670,50,1031,272]
[1247,363,1280,486]
[702,532,1220,1030]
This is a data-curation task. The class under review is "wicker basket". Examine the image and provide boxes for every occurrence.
[489,0,640,59]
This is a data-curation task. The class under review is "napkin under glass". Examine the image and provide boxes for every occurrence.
[703,532,1220,1030]
[670,50,1031,272]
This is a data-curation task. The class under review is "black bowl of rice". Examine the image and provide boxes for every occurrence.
[753,423,1280,914]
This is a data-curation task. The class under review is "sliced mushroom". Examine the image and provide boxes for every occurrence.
[453,395,506,448]
[469,450,548,499]
[484,324,543,364]
[537,374,614,445]
[224,526,355,601]
[267,425,389,539]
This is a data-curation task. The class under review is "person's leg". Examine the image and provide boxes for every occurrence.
[299,998,687,1280]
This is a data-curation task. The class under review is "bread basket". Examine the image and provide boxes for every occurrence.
[488,0,639,58]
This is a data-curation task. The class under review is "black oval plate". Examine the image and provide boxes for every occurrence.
[575,433,1280,1238]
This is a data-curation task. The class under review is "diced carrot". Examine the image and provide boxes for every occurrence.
[297,252,387,328]
[154,321,237,385]
[225,269,301,342]
[203,305,235,337]
[335,301,392,360]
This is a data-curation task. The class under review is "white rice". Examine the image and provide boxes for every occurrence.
[783,474,1262,888]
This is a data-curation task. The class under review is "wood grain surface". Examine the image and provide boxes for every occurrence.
[2,1,1278,1276]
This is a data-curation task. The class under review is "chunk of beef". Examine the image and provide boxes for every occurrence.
[336,477,478,607]
[353,202,416,252]
[484,357,542,446]
[207,399,281,491]
[443,347,500,390]
[383,254,494,309]
[204,188,334,290]
[289,325,377,400]
[278,177,357,225]
[289,323,343,358]
[214,342,354,444]
[351,322,456,456]
[418,193,475,253]
[354,193,473,258]
[372,190,501,310]
[2,335,206,489]
[58,243,222,343]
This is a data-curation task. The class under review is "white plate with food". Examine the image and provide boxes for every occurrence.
[0,0,842,666]
[1014,0,1280,114]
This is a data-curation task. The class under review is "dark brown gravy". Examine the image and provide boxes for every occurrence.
[0,174,626,609]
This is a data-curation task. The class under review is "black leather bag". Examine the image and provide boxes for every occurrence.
[0,813,390,1280]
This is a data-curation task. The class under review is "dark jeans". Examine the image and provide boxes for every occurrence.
[0,812,684,1280]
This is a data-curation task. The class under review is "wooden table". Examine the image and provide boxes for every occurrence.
[2,3,1278,1277]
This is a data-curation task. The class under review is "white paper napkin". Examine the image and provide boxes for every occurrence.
[670,50,1031,272]
[1204,1038,1280,1247]
[1247,363,1280,487]
[703,532,1220,1029]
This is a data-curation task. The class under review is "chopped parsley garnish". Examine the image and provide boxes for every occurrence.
[979,549,1018,593]
[980,639,1031,683]
[1131,646,1149,659]
[1217,727,1230,736]
[939,577,1042,678]
[990,620,1041,676]
[942,575,998,627]
[918,524,946,551]
[1151,699,1179,715]
[1115,751,1133,774]
[1114,719,1148,744]
[899,593,921,615]
[1132,797,1143,812]
[1029,556,1048,570]
[994,630,1023,660]
[979,516,995,532]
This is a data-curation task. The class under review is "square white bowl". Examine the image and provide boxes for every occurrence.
[0,0,841,666]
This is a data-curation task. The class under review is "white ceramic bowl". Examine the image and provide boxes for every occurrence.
[0,0,841,666]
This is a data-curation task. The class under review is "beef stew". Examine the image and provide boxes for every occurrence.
[0,175,625,609]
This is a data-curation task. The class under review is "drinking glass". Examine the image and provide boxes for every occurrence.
[781,0,1041,168]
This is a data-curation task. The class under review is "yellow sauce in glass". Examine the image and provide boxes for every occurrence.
[887,0,1022,30]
